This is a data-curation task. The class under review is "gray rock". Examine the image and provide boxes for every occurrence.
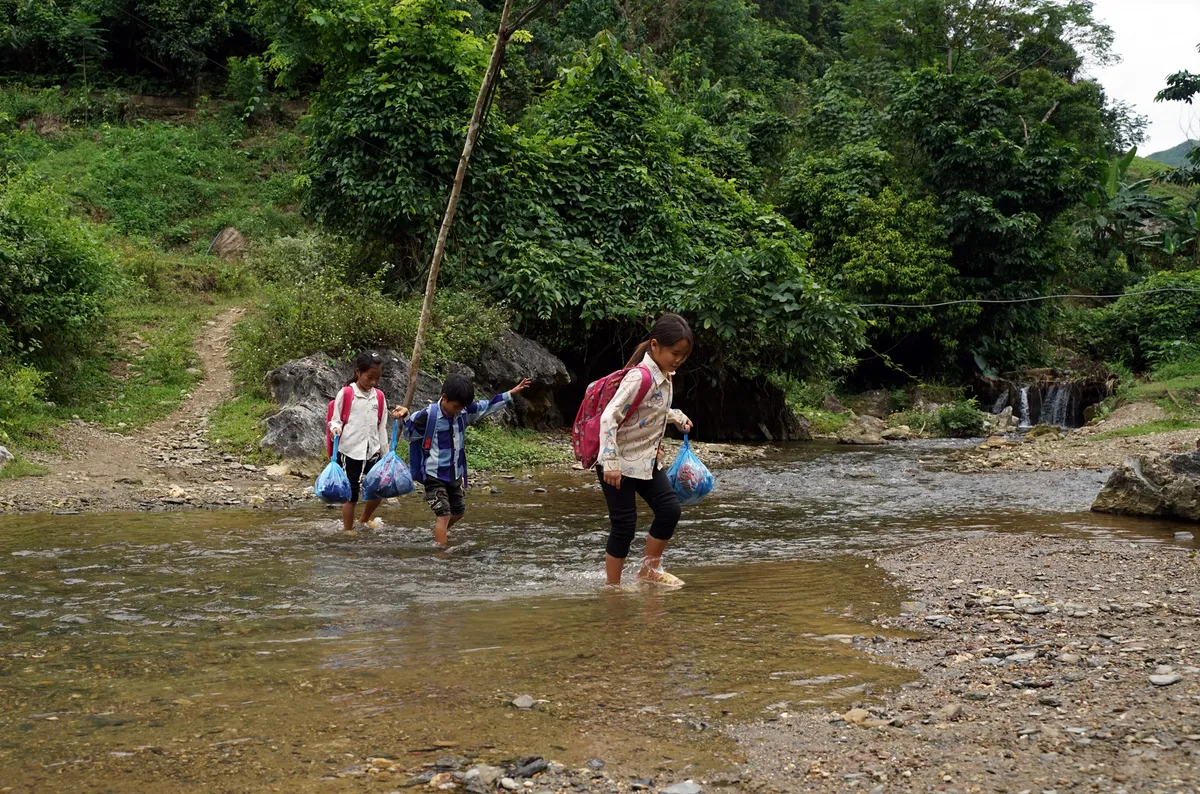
[663,782,701,794]
[208,226,248,259]
[470,331,569,430]
[465,764,505,793]
[1057,653,1082,665]
[881,425,915,441]
[838,415,888,446]
[937,703,964,721]
[586,759,605,770]
[1176,531,1195,540]
[1092,450,1200,522]
[1151,674,1182,687]
[500,779,519,791]
[260,349,448,459]
[631,781,653,791]
[511,758,547,779]
[822,394,846,414]
[1025,605,1049,615]
[850,390,894,419]
[511,695,535,710]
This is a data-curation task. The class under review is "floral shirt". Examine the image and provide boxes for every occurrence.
[599,353,690,480]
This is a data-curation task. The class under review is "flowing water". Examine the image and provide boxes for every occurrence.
[0,442,1192,791]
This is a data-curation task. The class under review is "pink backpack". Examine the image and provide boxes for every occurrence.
[325,385,384,459]
[571,366,653,468]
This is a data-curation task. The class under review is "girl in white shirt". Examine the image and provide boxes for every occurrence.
[328,351,391,533]
[598,313,695,587]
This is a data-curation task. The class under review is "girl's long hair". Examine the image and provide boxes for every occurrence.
[625,313,694,368]
[346,350,384,386]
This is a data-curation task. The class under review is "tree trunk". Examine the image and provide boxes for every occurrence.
[401,0,516,409]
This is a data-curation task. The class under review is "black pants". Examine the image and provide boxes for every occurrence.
[597,467,681,559]
[338,453,379,504]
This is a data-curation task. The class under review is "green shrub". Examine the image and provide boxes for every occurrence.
[936,399,985,438]
[26,120,304,248]
[1089,270,1200,371]
[0,174,117,368]
[208,394,280,464]
[232,276,509,392]
[464,424,568,471]
[0,364,48,446]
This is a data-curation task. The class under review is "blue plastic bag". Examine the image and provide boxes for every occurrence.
[667,434,715,506]
[362,420,415,500]
[315,435,353,504]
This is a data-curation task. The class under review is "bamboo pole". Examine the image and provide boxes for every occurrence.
[401,0,516,409]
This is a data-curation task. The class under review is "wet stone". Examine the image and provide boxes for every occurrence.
[512,695,536,710]
[1150,674,1182,687]
[663,782,701,794]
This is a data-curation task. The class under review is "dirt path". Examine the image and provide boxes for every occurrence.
[0,307,309,514]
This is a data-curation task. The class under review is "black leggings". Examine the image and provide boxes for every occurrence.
[597,467,681,559]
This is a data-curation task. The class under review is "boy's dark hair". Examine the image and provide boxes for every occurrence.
[346,350,384,385]
[442,373,475,405]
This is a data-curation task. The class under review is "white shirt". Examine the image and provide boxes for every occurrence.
[328,384,390,461]
[599,354,690,480]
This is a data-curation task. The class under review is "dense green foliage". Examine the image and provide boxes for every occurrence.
[6,0,1200,439]
[0,172,116,369]
[232,274,509,393]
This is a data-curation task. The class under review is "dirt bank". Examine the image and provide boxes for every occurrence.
[943,403,1200,474]
[0,307,314,514]
[732,534,1200,793]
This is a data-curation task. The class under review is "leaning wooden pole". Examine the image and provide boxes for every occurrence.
[402,0,516,409]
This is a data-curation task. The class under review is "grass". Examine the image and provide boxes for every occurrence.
[57,300,217,432]
[8,117,304,251]
[207,394,281,465]
[1093,418,1200,440]
[465,424,570,471]
[0,454,49,480]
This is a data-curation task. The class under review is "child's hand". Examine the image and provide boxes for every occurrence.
[509,377,533,396]
[603,468,622,488]
[390,406,409,419]
[680,419,694,433]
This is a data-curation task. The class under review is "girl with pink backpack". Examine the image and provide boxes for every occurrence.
[593,314,695,587]
[326,351,392,534]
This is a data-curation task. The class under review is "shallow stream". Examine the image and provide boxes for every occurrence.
[0,442,1191,791]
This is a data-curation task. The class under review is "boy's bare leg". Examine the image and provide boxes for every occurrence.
[433,514,464,547]
[341,502,356,533]
[638,537,683,586]
[359,498,383,526]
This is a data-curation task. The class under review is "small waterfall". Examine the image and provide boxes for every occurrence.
[1041,384,1076,427]
[992,391,1009,414]
[1017,386,1032,428]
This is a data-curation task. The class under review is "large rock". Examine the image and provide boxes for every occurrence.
[1091,450,1200,522]
[0,446,13,471]
[208,227,248,259]
[260,349,447,459]
[837,415,887,446]
[470,331,571,430]
[850,390,894,420]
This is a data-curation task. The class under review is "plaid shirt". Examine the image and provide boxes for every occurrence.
[402,393,512,484]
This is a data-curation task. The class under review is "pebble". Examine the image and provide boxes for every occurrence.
[512,695,535,710]
[937,703,964,721]
[663,782,701,794]
[501,779,519,791]
[631,781,653,791]
[1057,653,1082,664]
[1150,674,1182,687]
[587,759,605,770]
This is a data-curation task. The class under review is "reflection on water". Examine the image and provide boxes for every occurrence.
[0,442,1192,791]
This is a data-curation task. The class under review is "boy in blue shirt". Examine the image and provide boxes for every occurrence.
[392,374,531,547]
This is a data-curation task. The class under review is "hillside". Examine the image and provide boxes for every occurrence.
[1148,139,1199,167]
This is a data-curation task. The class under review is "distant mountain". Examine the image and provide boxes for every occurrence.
[1147,140,1199,168]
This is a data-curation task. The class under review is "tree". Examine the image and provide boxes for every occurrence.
[1157,43,1200,104]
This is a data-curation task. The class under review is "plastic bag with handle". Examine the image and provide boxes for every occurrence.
[362,420,415,500]
[314,435,353,504]
[666,434,715,506]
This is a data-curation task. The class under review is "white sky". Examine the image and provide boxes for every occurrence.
[1088,0,1200,155]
